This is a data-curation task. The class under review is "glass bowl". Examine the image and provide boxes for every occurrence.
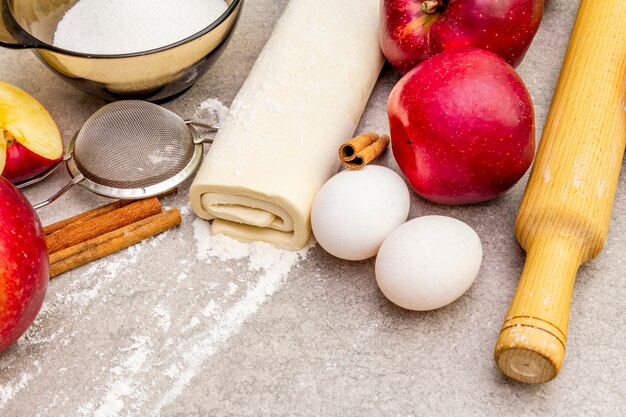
[0,0,243,102]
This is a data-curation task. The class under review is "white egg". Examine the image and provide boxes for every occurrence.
[311,165,410,261]
[375,215,483,311]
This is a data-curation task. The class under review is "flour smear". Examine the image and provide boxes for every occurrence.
[0,192,312,416]
[150,219,313,415]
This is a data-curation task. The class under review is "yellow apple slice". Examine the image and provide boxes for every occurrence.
[0,80,63,183]
[0,137,5,175]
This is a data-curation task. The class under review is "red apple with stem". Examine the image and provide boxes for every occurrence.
[0,175,49,352]
[0,81,63,183]
[388,48,535,205]
[380,0,544,74]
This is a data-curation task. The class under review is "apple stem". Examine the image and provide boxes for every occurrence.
[420,0,442,14]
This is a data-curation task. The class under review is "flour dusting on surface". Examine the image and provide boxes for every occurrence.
[90,336,152,417]
[192,98,230,147]
[192,218,250,261]
[148,219,313,415]
[0,371,33,408]
[193,98,230,128]
[153,305,172,331]
[0,203,312,416]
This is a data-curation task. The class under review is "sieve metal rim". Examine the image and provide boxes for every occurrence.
[63,123,204,200]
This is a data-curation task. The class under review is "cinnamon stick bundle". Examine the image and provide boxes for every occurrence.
[49,209,181,278]
[339,133,390,169]
[43,194,184,278]
[46,197,162,254]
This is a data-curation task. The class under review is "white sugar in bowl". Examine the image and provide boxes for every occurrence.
[311,165,410,261]
[375,215,483,311]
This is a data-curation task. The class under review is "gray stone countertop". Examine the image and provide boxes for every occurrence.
[1,0,625,416]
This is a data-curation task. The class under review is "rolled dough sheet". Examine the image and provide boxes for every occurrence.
[189,0,384,249]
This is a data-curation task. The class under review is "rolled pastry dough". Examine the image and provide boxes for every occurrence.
[189,0,384,249]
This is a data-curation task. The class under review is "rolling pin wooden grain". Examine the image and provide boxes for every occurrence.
[494,0,626,384]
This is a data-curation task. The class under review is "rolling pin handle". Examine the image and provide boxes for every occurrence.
[495,235,584,384]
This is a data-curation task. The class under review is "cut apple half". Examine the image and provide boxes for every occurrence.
[0,137,5,175]
[0,80,63,183]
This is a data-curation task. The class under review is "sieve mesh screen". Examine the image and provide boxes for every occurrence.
[73,101,196,189]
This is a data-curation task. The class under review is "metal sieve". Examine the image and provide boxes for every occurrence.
[33,100,216,209]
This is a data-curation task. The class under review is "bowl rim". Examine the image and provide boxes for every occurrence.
[3,0,242,58]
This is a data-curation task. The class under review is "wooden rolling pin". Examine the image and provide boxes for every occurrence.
[494,0,626,384]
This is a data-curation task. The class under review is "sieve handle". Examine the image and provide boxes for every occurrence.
[186,120,219,144]
[32,174,84,210]
[185,121,220,131]
[16,161,63,189]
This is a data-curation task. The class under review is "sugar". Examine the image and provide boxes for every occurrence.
[53,0,228,55]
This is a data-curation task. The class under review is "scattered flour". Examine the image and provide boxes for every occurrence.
[147,219,313,415]
[176,272,189,283]
[193,98,230,146]
[2,239,145,414]
[53,0,228,54]
[0,372,33,408]
[181,317,201,332]
[147,148,179,165]
[1,203,313,415]
[152,306,172,331]
[202,300,218,317]
[225,282,238,297]
[193,218,250,261]
[193,98,230,128]
[90,336,152,417]
[16,246,142,350]
[164,364,180,380]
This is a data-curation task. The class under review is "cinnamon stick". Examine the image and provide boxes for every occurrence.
[339,132,379,162]
[49,212,166,264]
[49,208,181,278]
[43,189,178,236]
[339,133,390,170]
[46,197,163,254]
[44,200,132,236]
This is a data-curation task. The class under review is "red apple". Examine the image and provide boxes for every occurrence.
[380,0,544,74]
[388,48,535,205]
[0,81,63,183]
[0,175,49,352]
